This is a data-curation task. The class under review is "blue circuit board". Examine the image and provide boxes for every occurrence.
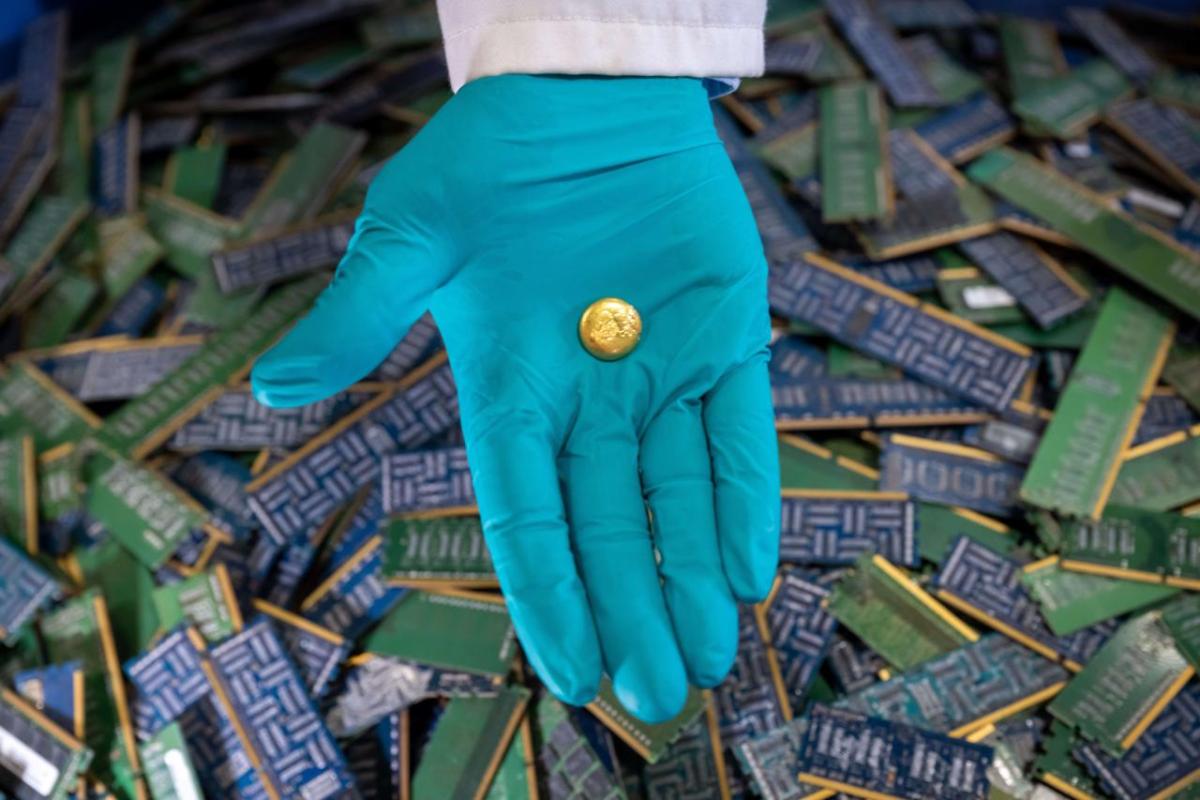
[766,568,838,710]
[772,376,988,429]
[959,232,1090,330]
[797,704,994,800]
[380,446,475,515]
[915,92,1015,164]
[0,537,60,645]
[769,256,1035,411]
[124,627,210,738]
[713,607,788,752]
[880,434,1026,517]
[824,0,944,108]
[780,493,918,566]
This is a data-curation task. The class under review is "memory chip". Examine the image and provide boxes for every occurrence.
[1066,7,1159,84]
[818,81,892,222]
[714,606,790,752]
[1109,425,1200,511]
[779,490,917,566]
[765,568,837,712]
[936,267,1023,326]
[936,538,1116,673]
[836,634,1068,736]
[797,704,994,800]
[124,628,210,738]
[363,589,515,678]
[1048,611,1192,756]
[410,687,530,800]
[380,446,475,516]
[247,357,458,546]
[251,601,349,698]
[139,721,204,800]
[82,448,213,570]
[1073,683,1200,800]
[827,553,978,671]
[1020,288,1173,518]
[209,619,357,798]
[0,688,93,800]
[0,538,60,645]
[93,115,139,217]
[94,273,326,457]
[1106,98,1200,199]
[824,0,943,108]
[958,233,1089,329]
[772,375,988,430]
[999,16,1066,102]
[587,680,707,764]
[1060,505,1200,589]
[212,212,355,293]
[382,512,494,587]
[1011,60,1132,139]
[769,254,1034,411]
[1022,556,1178,637]
[968,147,1200,319]
[881,434,1025,518]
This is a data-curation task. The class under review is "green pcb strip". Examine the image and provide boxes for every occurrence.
[819,81,892,222]
[1020,288,1174,518]
[1061,505,1200,590]
[1110,425,1200,511]
[142,187,241,279]
[382,513,496,587]
[163,142,227,209]
[410,687,529,800]
[826,553,978,671]
[139,721,204,800]
[73,537,160,658]
[0,195,90,314]
[94,273,326,458]
[0,435,36,553]
[152,565,242,644]
[238,121,366,237]
[1150,69,1200,113]
[1011,59,1132,139]
[756,122,817,183]
[82,447,211,570]
[0,360,99,452]
[89,35,136,131]
[998,16,1066,101]
[1048,611,1192,756]
[1163,594,1200,672]
[96,214,165,300]
[363,589,516,678]
[25,269,100,348]
[1022,557,1178,637]
[1163,344,1200,413]
[587,677,707,763]
[968,147,1200,319]
[779,435,1013,560]
[56,90,92,203]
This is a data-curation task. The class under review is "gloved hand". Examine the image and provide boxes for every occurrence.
[251,75,780,723]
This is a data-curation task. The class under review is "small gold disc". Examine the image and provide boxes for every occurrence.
[579,297,642,361]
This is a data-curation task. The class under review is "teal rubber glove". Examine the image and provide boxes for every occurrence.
[251,75,780,723]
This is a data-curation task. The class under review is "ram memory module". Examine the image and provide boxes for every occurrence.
[0,688,93,800]
[914,92,1015,165]
[1060,505,1200,590]
[771,376,989,429]
[1109,424,1200,511]
[0,538,60,645]
[770,254,1034,411]
[880,434,1025,518]
[1067,7,1160,85]
[534,695,625,800]
[818,81,892,222]
[779,490,917,566]
[123,627,210,739]
[797,704,994,800]
[735,716,832,800]
[138,721,204,800]
[1012,60,1133,139]
[1106,98,1200,199]
[999,16,1066,102]
[714,606,791,752]
[645,706,732,800]
[13,662,83,740]
[968,147,1200,319]
[381,512,495,588]
[151,565,243,644]
[1074,682,1200,800]
[212,211,356,293]
[0,360,100,453]
[1021,556,1178,637]
[1163,593,1200,672]
[958,232,1090,330]
[587,679,707,764]
[380,446,475,516]
[935,266,1024,326]
[824,0,943,108]
[1049,612,1192,756]
[764,568,837,710]
[827,552,978,671]
[1020,288,1174,519]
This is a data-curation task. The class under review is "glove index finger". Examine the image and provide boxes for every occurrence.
[466,408,603,706]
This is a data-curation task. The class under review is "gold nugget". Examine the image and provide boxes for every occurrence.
[578,298,641,361]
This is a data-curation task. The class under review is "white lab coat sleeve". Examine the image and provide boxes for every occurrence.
[435,1,766,94]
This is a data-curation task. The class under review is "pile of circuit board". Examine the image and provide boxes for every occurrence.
[0,0,1198,798]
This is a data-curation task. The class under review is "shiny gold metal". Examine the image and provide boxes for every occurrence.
[579,297,641,361]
